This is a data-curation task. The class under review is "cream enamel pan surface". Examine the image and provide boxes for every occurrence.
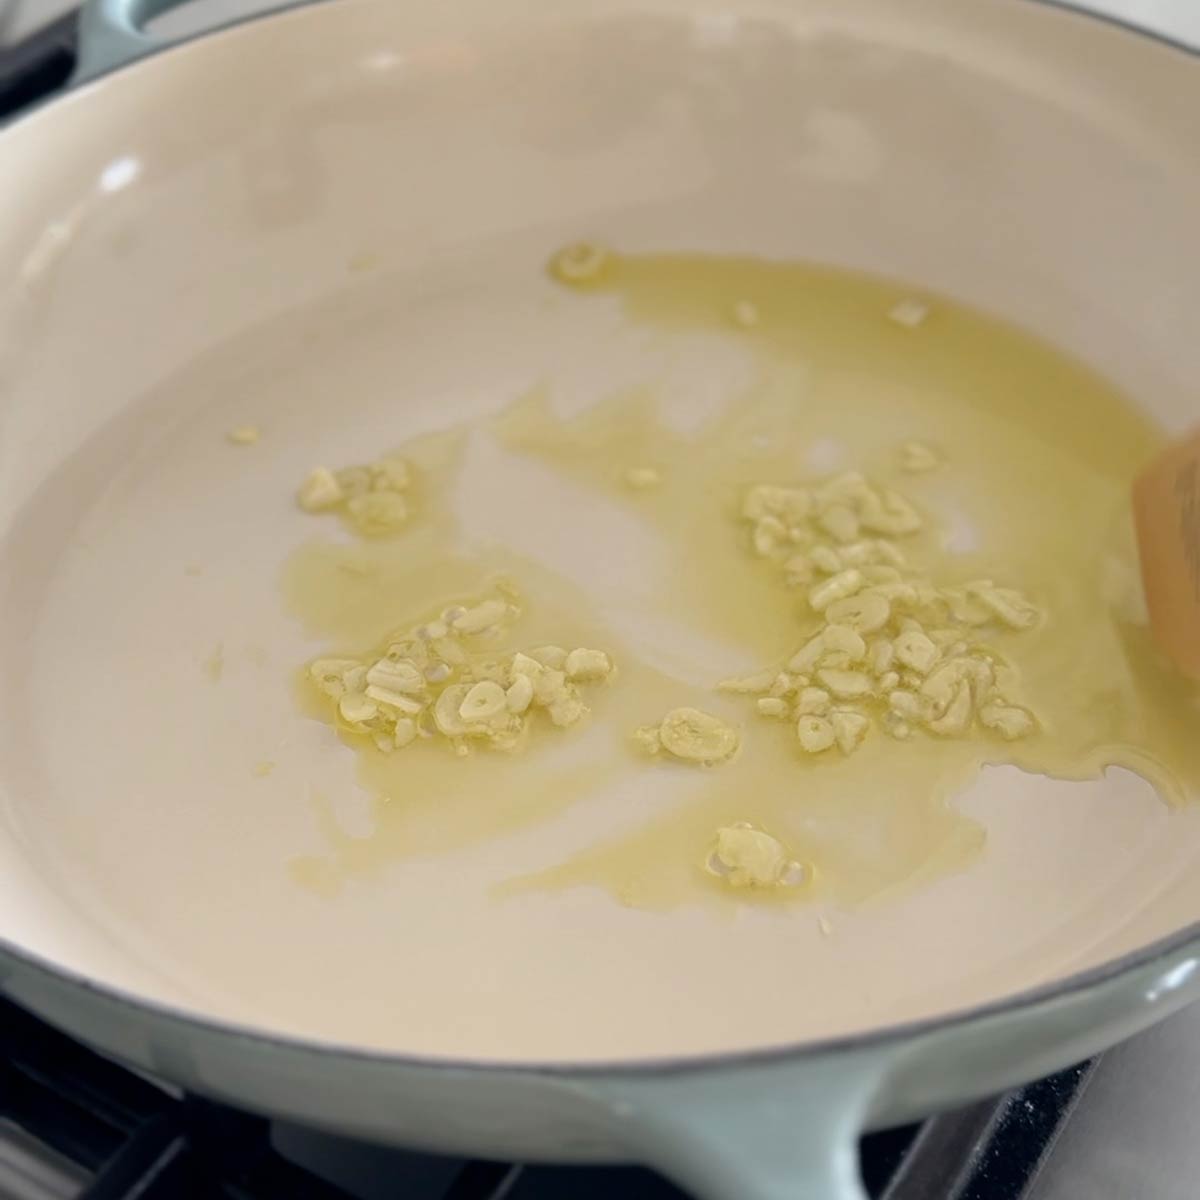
[2,0,1200,1064]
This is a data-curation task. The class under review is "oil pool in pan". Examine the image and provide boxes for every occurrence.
[282,248,1200,911]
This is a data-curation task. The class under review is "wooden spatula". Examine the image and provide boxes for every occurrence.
[1133,427,1200,679]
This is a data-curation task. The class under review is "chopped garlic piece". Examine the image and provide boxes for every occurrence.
[965,581,1041,630]
[869,638,896,675]
[752,515,788,558]
[831,709,870,754]
[888,298,930,328]
[434,684,472,736]
[717,669,778,694]
[529,668,589,728]
[899,441,940,472]
[307,662,357,700]
[565,648,613,681]
[370,457,411,491]
[821,624,867,664]
[769,672,796,698]
[365,659,425,695]
[920,659,971,714]
[782,554,814,586]
[711,824,796,888]
[549,241,610,283]
[227,426,260,445]
[742,484,812,525]
[459,680,508,723]
[451,599,511,635]
[433,637,467,665]
[893,629,939,675]
[756,697,789,718]
[506,674,534,713]
[809,569,865,611]
[818,504,860,544]
[633,725,662,755]
[796,687,831,716]
[788,633,829,674]
[624,466,661,490]
[508,652,540,678]
[531,645,567,669]
[347,490,409,535]
[339,693,379,726]
[797,715,836,753]
[297,467,343,512]
[809,544,844,575]
[859,489,923,536]
[641,707,740,765]
[979,702,1036,740]
[730,300,760,328]
[334,465,372,498]
[817,669,873,699]
[826,591,890,634]
[926,682,973,736]
[817,471,872,507]
[888,689,928,722]
[364,684,424,714]
[298,453,413,532]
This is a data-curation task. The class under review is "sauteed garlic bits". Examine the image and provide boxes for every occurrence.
[708,823,805,890]
[547,241,612,286]
[634,707,741,766]
[305,590,616,756]
[724,468,1042,754]
[297,454,413,536]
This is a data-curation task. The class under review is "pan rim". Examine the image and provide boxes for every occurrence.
[3,913,1200,1076]
[1,0,1199,1077]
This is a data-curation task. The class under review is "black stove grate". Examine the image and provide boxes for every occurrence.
[0,997,354,1199]
[0,9,76,120]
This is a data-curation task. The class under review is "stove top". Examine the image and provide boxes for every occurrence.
[1,2,1198,1197]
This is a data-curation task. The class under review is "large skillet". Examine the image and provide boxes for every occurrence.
[2,1,1200,1196]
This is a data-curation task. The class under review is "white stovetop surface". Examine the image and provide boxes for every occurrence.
[1,1,1198,1197]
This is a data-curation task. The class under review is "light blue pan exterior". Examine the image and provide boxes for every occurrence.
[5,922,1200,1200]
[0,1,1192,1196]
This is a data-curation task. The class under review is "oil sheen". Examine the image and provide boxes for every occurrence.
[283,250,1200,913]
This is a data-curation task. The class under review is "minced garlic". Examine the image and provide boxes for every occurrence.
[888,298,930,328]
[548,242,611,285]
[296,454,413,535]
[708,823,805,889]
[730,300,760,328]
[635,707,740,766]
[305,590,615,756]
[899,441,941,472]
[624,466,662,490]
[728,466,1043,756]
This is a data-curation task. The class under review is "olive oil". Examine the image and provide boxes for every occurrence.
[284,250,1200,911]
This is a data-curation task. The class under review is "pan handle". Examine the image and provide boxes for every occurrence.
[75,0,195,81]
[589,1051,886,1200]
[73,0,300,83]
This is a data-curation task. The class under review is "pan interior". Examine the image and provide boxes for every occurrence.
[1,0,1200,1062]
